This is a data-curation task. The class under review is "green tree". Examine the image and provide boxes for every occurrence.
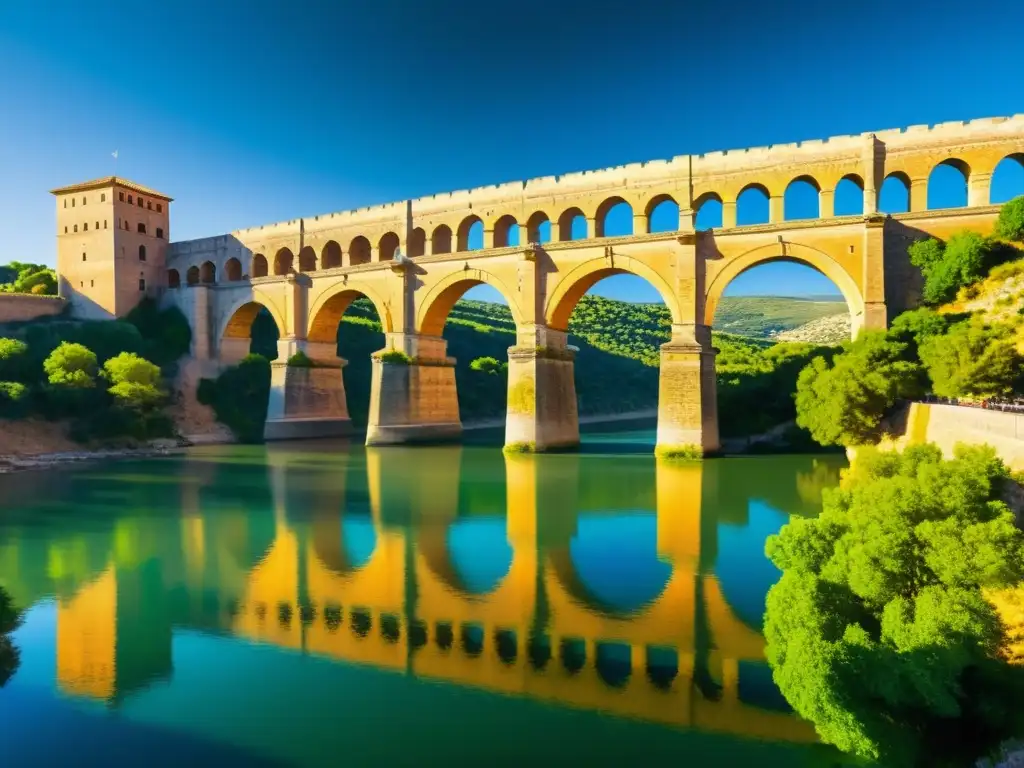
[204,354,271,443]
[909,233,996,305]
[0,586,22,687]
[995,195,1024,242]
[469,356,507,375]
[0,337,30,382]
[0,262,57,295]
[794,331,924,446]
[918,319,1022,399]
[102,352,165,409]
[0,381,29,418]
[764,444,1024,767]
[43,342,98,388]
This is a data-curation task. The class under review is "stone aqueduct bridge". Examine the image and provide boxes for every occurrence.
[163,116,1024,452]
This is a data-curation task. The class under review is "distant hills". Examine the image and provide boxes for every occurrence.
[714,296,848,339]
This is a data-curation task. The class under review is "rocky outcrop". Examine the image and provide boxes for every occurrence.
[771,313,850,345]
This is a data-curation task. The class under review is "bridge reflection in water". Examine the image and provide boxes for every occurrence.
[1,443,842,746]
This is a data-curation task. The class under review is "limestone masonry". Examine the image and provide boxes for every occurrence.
[49,115,1024,453]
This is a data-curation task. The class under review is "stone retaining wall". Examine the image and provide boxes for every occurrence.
[0,294,66,323]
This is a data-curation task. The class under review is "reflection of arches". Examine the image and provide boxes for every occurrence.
[457,216,483,252]
[704,244,863,332]
[349,236,371,266]
[312,513,378,576]
[200,261,216,284]
[167,269,180,288]
[545,256,683,331]
[321,241,342,269]
[186,266,199,286]
[225,258,242,281]
[298,246,317,272]
[557,207,586,241]
[440,520,514,595]
[417,269,523,336]
[432,225,452,255]
[492,215,519,248]
[252,254,268,277]
[552,514,672,616]
[595,197,632,237]
[927,158,970,209]
[991,154,1024,203]
[378,232,400,261]
[879,171,910,214]
[308,284,394,341]
[273,248,294,276]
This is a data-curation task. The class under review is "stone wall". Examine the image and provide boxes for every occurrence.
[866,402,1024,472]
[0,294,66,324]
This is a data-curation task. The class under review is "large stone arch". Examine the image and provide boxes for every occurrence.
[703,242,865,337]
[416,267,524,336]
[307,281,395,342]
[216,289,288,354]
[545,255,684,331]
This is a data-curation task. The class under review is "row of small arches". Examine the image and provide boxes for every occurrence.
[167,154,1024,285]
[236,598,682,690]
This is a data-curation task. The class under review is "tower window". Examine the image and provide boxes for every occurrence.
[82,196,86,205]
[64,226,67,233]
[82,253,86,261]
[156,227,164,239]
[73,224,78,232]
[137,197,143,208]
[139,278,146,291]
[101,193,106,202]
[95,221,99,230]
[127,195,133,204]
[147,201,152,210]
[104,220,107,229]
[71,198,75,207]
[124,220,129,231]
[63,200,67,208]
[90,280,94,287]
[83,223,88,231]
[119,192,125,202]
[137,223,147,234]
[156,203,162,213]
[139,245,147,261]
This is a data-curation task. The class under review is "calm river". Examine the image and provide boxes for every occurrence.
[0,427,852,766]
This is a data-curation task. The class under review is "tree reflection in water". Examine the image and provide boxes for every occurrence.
[0,586,22,687]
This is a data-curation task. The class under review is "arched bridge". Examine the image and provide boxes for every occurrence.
[163,116,1024,453]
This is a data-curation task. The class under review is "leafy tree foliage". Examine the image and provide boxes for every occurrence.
[795,332,924,446]
[0,381,29,418]
[918,319,1023,399]
[469,356,507,375]
[124,297,192,368]
[200,354,271,443]
[0,262,57,295]
[995,195,1024,242]
[0,337,30,382]
[43,342,98,388]
[764,444,1024,766]
[102,352,165,409]
[909,233,1014,305]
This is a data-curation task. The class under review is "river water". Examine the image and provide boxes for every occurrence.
[0,427,850,767]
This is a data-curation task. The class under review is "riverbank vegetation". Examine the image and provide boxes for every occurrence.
[0,298,191,444]
[764,443,1024,767]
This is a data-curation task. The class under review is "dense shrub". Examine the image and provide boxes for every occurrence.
[0,381,29,418]
[909,230,1019,306]
[43,342,98,388]
[124,297,192,367]
[918,319,1022,399]
[795,332,924,446]
[764,444,1024,766]
[469,356,507,375]
[286,351,314,367]
[0,262,57,295]
[102,352,165,409]
[202,354,271,443]
[995,196,1024,242]
[0,338,30,382]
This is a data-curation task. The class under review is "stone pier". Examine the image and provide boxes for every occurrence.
[504,325,580,452]
[264,339,353,441]
[655,328,720,456]
[365,333,462,446]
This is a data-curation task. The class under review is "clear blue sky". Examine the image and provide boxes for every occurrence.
[1,0,1023,304]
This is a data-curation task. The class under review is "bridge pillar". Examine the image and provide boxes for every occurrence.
[819,188,835,218]
[264,339,353,441]
[721,201,737,229]
[968,172,992,207]
[365,333,462,446]
[909,177,928,212]
[504,325,579,452]
[655,327,720,457]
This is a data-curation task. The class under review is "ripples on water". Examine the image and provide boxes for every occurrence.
[0,426,851,767]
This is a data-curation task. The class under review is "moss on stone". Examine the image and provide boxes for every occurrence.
[508,376,536,415]
[503,441,536,454]
[654,443,704,461]
[376,349,412,365]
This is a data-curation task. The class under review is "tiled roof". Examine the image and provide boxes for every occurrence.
[50,176,173,201]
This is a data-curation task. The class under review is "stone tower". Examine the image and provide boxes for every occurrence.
[51,177,172,320]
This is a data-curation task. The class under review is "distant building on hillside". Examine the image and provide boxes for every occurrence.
[50,176,172,320]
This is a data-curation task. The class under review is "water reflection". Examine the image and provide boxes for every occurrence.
[0,442,844,759]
